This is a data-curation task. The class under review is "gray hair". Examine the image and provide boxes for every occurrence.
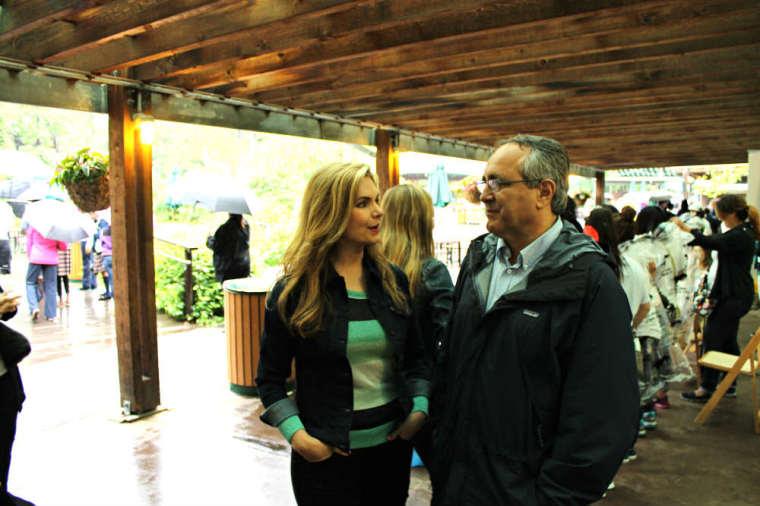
[500,134,569,215]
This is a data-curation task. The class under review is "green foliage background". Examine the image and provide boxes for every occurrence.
[0,101,376,326]
[154,248,224,326]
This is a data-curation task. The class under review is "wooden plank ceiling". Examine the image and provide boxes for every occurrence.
[1,0,758,168]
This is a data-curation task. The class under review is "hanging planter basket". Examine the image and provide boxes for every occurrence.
[63,175,110,212]
[52,148,110,212]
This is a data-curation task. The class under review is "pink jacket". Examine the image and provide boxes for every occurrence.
[26,226,67,265]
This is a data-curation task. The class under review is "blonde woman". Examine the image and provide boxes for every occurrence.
[380,184,453,469]
[256,164,430,506]
[380,184,453,373]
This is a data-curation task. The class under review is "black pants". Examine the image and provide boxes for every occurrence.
[0,408,17,502]
[701,297,751,391]
[290,438,412,506]
[56,275,69,299]
[0,241,10,275]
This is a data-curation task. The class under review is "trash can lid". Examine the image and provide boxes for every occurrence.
[223,277,273,294]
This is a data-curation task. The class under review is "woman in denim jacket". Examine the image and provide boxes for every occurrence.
[256,163,430,506]
[380,184,453,468]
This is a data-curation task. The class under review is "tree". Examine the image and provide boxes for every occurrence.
[694,164,748,198]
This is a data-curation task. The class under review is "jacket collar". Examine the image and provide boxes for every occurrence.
[468,219,608,304]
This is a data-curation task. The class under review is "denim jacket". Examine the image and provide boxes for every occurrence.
[256,255,431,452]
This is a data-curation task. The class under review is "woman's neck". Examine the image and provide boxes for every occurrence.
[332,242,366,292]
[723,214,741,229]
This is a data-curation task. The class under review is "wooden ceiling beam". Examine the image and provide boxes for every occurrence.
[372,78,760,128]
[566,144,752,168]
[330,63,759,117]
[284,52,759,117]
[421,97,760,136]
[0,0,240,63]
[428,111,760,141]
[0,0,101,43]
[137,0,501,83]
[274,39,760,111]
[208,2,759,96]
[164,0,749,91]
[575,153,748,168]
[66,0,500,74]
[447,121,760,147]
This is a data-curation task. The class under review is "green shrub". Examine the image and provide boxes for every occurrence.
[154,248,224,326]
[190,249,224,326]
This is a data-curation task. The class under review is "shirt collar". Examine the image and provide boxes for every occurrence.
[496,217,562,270]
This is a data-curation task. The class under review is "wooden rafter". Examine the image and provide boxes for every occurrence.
[0,0,758,168]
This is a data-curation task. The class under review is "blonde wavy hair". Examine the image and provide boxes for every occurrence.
[278,163,408,337]
[380,184,434,299]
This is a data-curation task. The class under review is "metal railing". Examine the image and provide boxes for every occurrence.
[434,241,463,268]
[154,236,198,319]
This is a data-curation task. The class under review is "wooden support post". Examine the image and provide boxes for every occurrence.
[108,85,161,415]
[595,171,605,205]
[184,247,193,319]
[375,130,398,193]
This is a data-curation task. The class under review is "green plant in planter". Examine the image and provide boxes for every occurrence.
[52,148,108,185]
[52,148,110,212]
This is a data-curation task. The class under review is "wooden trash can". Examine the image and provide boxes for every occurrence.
[223,277,294,396]
[223,278,270,396]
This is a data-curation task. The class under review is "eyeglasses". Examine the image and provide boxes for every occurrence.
[476,177,541,193]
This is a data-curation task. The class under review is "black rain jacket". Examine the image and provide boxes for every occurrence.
[689,222,755,307]
[431,221,639,506]
[207,217,251,283]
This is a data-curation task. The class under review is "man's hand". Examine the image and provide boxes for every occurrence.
[0,292,21,314]
[291,429,349,462]
[387,411,427,441]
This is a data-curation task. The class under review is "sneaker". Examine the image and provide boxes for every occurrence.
[681,390,711,403]
[623,448,637,464]
[654,395,670,409]
[638,420,647,438]
[607,481,615,490]
[642,411,657,430]
[725,386,737,398]
[98,294,113,301]
[30,308,39,322]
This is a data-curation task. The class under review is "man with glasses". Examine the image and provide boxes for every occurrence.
[431,135,639,505]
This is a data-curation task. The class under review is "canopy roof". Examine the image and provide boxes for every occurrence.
[1,0,758,168]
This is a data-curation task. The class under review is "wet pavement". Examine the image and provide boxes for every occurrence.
[3,259,760,505]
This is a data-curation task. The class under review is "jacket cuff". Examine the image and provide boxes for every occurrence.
[411,396,429,416]
[278,415,305,443]
[260,397,299,427]
[406,378,431,398]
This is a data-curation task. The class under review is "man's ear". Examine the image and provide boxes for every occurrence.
[535,179,556,210]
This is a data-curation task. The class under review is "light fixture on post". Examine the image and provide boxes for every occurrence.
[133,91,155,146]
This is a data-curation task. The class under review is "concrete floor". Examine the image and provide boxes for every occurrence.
[3,269,760,505]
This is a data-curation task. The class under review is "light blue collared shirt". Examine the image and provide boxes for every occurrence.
[486,217,563,310]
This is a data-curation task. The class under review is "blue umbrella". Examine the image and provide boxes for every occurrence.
[427,164,453,207]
